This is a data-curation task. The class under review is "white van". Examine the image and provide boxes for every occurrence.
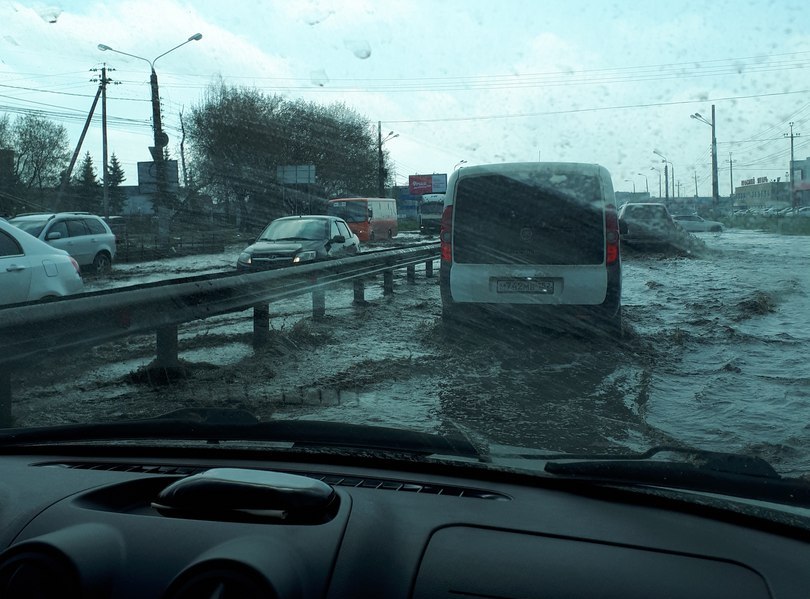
[439,162,622,333]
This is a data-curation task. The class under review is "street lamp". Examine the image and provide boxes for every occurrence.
[690,105,719,209]
[653,150,673,199]
[636,172,649,195]
[453,160,467,170]
[650,166,662,198]
[624,179,636,193]
[98,33,203,214]
[377,122,398,197]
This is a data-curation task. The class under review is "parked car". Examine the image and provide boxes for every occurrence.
[0,218,83,306]
[237,215,360,270]
[672,214,724,232]
[439,161,622,334]
[8,212,116,275]
[618,202,686,248]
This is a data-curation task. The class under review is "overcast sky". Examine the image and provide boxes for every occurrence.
[1,0,808,197]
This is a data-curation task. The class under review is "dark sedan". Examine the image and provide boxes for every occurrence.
[236,215,360,270]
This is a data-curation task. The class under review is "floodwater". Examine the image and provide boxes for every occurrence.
[23,229,810,476]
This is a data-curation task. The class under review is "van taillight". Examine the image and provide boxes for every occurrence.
[605,204,620,265]
[440,205,453,262]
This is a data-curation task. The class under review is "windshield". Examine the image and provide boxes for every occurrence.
[9,218,47,237]
[258,219,328,241]
[327,201,368,223]
[2,1,810,491]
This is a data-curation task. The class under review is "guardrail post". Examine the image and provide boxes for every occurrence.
[0,367,10,428]
[312,278,326,319]
[156,325,179,368]
[384,270,394,295]
[407,264,416,283]
[253,304,270,348]
[353,279,365,304]
[425,258,434,278]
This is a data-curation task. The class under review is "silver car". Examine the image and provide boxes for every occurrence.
[8,212,116,274]
[672,214,724,232]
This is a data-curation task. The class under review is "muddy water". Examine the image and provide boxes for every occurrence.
[625,230,810,476]
[17,229,810,476]
[277,230,810,475]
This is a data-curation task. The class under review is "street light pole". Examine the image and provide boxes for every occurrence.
[690,105,719,209]
[377,121,398,197]
[650,166,661,198]
[653,150,672,200]
[636,172,649,195]
[98,33,202,216]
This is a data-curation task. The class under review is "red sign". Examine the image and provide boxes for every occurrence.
[408,174,448,195]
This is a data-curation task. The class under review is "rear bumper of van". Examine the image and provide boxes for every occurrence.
[440,261,621,324]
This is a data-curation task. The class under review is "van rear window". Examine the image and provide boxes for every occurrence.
[453,173,605,265]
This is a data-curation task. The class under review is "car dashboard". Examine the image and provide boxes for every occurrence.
[0,448,808,598]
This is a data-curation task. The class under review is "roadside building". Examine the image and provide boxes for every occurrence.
[733,177,791,210]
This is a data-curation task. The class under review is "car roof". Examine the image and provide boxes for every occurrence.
[453,161,607,179]
[10,212,96,221]
[622,202,668,208]
[274,215,340,222]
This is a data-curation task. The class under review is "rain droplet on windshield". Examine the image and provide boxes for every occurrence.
[36,6,61,23]
[344,39,372,60]
[310,69,330,87]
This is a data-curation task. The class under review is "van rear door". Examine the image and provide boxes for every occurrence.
[449,169,609,305]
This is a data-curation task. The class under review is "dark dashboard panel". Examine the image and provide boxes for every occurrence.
[0,453,807,598]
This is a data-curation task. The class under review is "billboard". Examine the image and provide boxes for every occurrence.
[408,173,447,195]
[137,160,179,194]
[277,165,316,184]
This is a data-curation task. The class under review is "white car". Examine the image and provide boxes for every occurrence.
[0,218,84,306]
[672,214,724,232]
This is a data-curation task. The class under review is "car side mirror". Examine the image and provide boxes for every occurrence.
[332,235,346,244]
[46,231,62,241]
[619,220,628,235]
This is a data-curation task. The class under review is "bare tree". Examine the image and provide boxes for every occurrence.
[186,82,392,232]
[12,115,70,190]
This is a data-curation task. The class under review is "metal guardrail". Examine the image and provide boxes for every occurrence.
[0,242,440,426]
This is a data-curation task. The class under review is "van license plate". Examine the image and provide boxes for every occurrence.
[496,279,554,294]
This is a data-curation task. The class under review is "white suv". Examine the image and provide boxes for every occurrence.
[8,212,116,274]
[439,162,622,334]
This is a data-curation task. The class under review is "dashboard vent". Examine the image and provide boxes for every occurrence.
[39,462,511,501]
[0,549,81,599]
[165,566,275,599]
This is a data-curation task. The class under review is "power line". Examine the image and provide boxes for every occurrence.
[385,89,810,124]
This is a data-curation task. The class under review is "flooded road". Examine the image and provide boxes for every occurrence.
[15,229,810,476]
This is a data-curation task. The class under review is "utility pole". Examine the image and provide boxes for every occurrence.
[694,172,698,197]
[378,121,383,197]
[785,122,801,209]
[711,104,719,209]
[676,180,681,197]
[56,73,104,207]
[663,164,669,199]
[91,65,115,219]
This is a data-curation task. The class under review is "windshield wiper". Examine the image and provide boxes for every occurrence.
[542,445,810,507]
[266,236,316,241]
[0,408,482,461]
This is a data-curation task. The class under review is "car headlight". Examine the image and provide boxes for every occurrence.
[293,250,317,263]
[238,252,252,265]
